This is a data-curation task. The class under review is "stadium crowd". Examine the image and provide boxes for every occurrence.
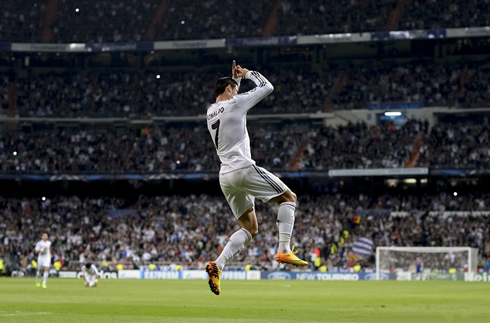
[2,0,490,43]
[0,0,43,43]
[2,120,489,173]
[301,120,429,170]
[425,122,490,169]
[1,192,490,272]
[0,75,8,115]
[15,68,331,118]
[12,60,490,118]
[52,0,160,43]
[0,125,302,173]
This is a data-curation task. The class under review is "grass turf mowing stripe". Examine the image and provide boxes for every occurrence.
[0,279,489,322]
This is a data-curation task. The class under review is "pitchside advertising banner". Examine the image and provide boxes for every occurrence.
[465,273,490,282]
[262,272,395,280]
[59,270,118,279]
[58,270,490,281]
[138,270,261,280]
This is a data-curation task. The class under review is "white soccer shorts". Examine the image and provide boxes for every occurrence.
[220,164,289,218]
[37,256,50,268]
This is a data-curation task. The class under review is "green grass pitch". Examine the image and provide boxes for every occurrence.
[0,278,489,322]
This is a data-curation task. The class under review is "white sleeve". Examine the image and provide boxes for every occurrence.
[233,71,274,113]
[233,77,241,91]
[35,241,41,251]
[92,264,99,276]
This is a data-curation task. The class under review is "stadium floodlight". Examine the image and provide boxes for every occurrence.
[384,111,402,116]
[376,247,478,280]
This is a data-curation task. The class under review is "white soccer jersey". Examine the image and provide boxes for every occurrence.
[82,264,99,277]
[35,240,51,259]
[207,71,274,174]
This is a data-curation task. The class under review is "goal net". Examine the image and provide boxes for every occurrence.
[376,247,478,280]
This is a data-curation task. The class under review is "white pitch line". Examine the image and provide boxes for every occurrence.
[0,312,51,317]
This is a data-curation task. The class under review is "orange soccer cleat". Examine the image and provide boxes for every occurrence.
[275,245,308,267]
[206,261,222,295]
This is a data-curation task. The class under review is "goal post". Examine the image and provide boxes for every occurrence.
[376,247,478,280]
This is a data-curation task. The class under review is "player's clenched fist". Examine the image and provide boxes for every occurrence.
[234,66,249,79]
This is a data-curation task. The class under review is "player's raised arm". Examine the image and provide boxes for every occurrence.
[34,242,41,254]
[92,264,100,277]
[232,60,241,90]
[233,67,274,112]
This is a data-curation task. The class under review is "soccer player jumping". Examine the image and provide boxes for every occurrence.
[205,61,307,295]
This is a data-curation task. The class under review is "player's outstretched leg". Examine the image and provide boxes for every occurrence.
[42,266,49,288]
[206,228,252,295]
[206,209,256,295]
[36,269,41,287]
[272,191,308,267]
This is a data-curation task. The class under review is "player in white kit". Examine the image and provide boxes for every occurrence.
[82,263,100,287]
[34,232,52,288]
[205,61,307,295]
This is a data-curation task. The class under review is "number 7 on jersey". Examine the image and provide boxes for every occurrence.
[211,119,220,149]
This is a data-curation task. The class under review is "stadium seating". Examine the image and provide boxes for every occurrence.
[2,120,489,172]
[0,125,301,172]
[10,60,490,118]
[2,0,490,43]
[52,0,160,43]
[0,0,43,42]
[1,192,488,271]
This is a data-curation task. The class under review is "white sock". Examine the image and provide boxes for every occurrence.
[216,228,252,271]
[43,271,49,285]
[36,270,40,282]
[277,202,295,254]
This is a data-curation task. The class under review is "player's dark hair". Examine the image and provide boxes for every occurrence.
[214,77,238,97]
[85,263,91,269]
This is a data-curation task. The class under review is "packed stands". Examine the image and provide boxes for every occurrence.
[9,60,490,118]
[2,120,490,173]
[0,0,43,42]
[2,192,489,271]
[2,0,490,43]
